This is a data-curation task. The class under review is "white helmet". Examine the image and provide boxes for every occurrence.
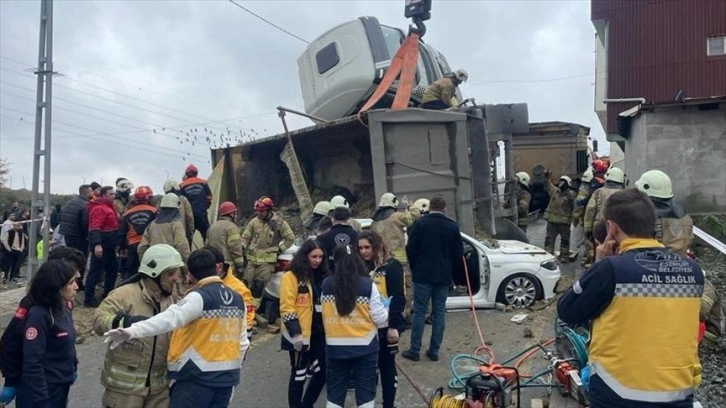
[160,193,181,208]
[516,172,531,187]
[378,192,398,208]
[138,244,184,278]
[455,69,468,83]
[116,178,133,193]
[413,198,430,213]
[581,168,594,183]
[330,195,349,209]
[559,175,573,185]
[163,179,179,193]
[635,170,673,199]
[605,167,625,184]
[313,201,332,216]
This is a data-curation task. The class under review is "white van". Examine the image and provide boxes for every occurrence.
[297,16,460,121]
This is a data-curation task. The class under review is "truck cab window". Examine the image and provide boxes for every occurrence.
[316,42,340,74]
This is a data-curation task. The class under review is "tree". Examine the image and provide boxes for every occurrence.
[0,158,8,190]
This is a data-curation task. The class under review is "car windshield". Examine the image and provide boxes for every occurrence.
[381,25,404,60]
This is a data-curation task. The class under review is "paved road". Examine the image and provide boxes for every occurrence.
[3,218,586,407]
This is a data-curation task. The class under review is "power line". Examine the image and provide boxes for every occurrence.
[0,106,207,159]
[227,0,309,44]
[468,73,593,85]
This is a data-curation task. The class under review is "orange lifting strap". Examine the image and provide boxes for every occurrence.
[359,32,420,113]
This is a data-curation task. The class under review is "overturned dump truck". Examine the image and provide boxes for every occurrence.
[211,104,530,238]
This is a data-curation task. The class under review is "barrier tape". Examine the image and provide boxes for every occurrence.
[693,226,726,256]
[3,216,48,225]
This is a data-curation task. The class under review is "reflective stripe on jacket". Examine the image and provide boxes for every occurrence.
[240,213,295,264]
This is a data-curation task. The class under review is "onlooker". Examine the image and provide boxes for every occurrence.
[2,218,26,284]
[58,184,92,288]
[558,189,704,408]
[402,196,463,362]
[15,260,80,408]
[85,186,120,308]
[50,204,62,231]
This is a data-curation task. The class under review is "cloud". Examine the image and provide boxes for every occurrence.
[0,0,604,195]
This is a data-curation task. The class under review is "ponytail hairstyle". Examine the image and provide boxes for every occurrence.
[331,245,368,316]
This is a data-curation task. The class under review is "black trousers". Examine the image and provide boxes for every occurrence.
[85,244,118,304]
[169,381,233,408]
[194,214,210,241]
[287,333,326,408]
[2,249,23,280]
[326,351,378,408]
[16,382,70,408]
[421,100,450,110]
[377,329,398,408]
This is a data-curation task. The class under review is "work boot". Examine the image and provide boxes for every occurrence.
[267,324,280,334]
[255,314,269,328]
[558,255,570,264]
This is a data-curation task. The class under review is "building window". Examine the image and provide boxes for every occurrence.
[316,42,340,74]
[707,35,726,56]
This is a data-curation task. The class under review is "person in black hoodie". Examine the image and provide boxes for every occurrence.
[317,207,358,273]
[356,230,406,408]
[14,259,80,408]
[0,247,85,407]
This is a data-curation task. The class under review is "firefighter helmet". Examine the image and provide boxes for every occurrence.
[133,186,153,202]
[592,160,608,173]
[559,176,573,186]
[313,201,332,216]
[413,198,430,214]
[185,164,198,176]
[516,172,531,187]
[378,193,398,208]
[163,179,179,193]
[254,196,274,212]
[581,168,594,183]
[330,195,349,208]
[138,244,184,278]
[455,69,469,83]
[116,178,133,193]
[605,167,625,184]
[160,193,180,209]
[635,170,673,199]
[219,201,237,216]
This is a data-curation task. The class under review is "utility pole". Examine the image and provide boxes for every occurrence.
[27,0,54,279]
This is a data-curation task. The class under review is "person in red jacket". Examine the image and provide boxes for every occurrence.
[179,164,212,240]
[84,186,120,308]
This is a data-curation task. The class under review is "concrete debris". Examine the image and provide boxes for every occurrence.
[510,314,527,324]
[523,328,534,338]
[554,276,574,293]
[495,302,507,312]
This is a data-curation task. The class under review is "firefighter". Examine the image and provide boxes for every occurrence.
[371,192,421,316]
[543,172,576,262]
[92,244,183,408]
[701,279,725,346]
[138,193,190,264]
[103,249,248,408]
[114,178,134,219]
[329,195,362,232]
[635,170,693,257]
[421,69,468,110]
[240,196,295,301]
[163,179,195,245]
[206,201,245,275]
[583,167,625,267]
[413,198,430,216]
[303,201,332,237]
[591,159,608,184]
[569,169,595,263]
[515,172,532,232]
[119,186,157,280]
[179,164,213,240]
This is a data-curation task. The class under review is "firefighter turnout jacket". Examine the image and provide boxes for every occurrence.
[558,239,703,407]
[516,186,531,228]
[543,182,576,225]
[124,276,248,388]
[320,276,388,359]
[422,77,457,107]
[207,216,245,268]
[371,207,421,263]
[93,279,179,396]
[240,213,295,264]
[584,183,623,234]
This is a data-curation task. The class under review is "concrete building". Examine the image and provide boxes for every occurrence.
[591,0,726,213]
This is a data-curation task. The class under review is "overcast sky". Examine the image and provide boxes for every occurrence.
[0,0,605,195]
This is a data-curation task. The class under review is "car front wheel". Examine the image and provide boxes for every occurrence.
[497,274,542,308]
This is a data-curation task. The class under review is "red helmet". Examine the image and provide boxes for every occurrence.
[219,201,237,216]
[185,164,198,176]
[133,186,153,202]
[592,159,608,173]
[254,196,274,212]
